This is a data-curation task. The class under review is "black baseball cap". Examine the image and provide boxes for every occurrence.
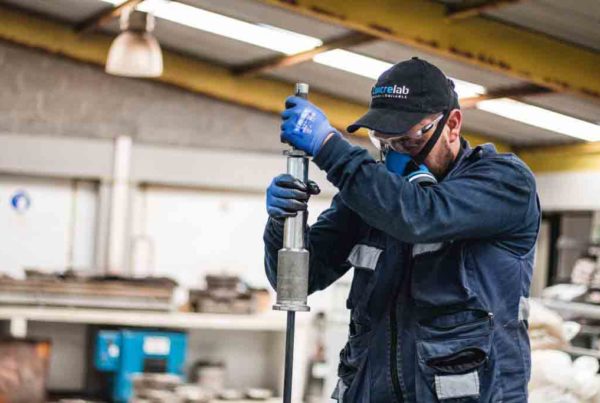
[347,57,459,135]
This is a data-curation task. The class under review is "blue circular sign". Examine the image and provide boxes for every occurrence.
[10,190,31,213]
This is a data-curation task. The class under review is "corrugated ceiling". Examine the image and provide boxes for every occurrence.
[1,0,598,146]
[485,0,600,52]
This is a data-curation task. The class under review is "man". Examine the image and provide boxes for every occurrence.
[264,57,540,402]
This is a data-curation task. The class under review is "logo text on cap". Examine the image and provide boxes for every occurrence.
[372,85,410,99]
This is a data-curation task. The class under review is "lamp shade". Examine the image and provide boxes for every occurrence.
[106,10,163,78]
[106,31,163,77]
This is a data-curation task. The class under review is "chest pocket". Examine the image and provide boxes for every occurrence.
[411,241,473,308]
[346,243,383,327]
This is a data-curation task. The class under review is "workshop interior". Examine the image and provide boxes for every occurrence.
[0,0,599,402]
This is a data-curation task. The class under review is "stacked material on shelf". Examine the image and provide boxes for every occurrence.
[529,299,580,350]
[191,361,226,400]
[542,283,588,303]
[0,269,177,311]
[530,352,600,403]
[130,373,274,402]
[529,300,600,402]
[0,337,51,403]
[131,373,210,403]
[188,275,270,314]
[571,257,598,286]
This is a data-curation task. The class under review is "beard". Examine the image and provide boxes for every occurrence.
[428,139,455,180]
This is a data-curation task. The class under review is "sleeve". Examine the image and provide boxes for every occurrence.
[264,193,362,294]
[312,135,537,246]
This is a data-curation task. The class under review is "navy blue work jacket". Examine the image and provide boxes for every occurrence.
[264,135,540,402]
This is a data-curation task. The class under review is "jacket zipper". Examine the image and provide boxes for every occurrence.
[389,246,412,403]
[389,283,403,402]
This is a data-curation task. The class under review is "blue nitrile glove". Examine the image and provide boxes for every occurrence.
[385,150,437,185]
[266,174,321,220]
[280,96,339,156]
[385,151,413,176]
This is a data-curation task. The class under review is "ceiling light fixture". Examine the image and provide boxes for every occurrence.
[105,6,163,77]
[477,98,600,142]
[104,0,322,55]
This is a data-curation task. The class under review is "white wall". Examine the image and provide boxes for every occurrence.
[130,185,332,289]
[0,174,97,278]
[536,171,600,211]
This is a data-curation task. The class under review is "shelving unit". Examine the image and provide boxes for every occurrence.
[0,306,300,333]
[0,305,312,402]
[540,298,600,320]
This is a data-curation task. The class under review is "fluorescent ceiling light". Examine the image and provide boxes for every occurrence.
[313,49,390,80]
[102,0,322,55]
[477,98,600,142]
[102,1,597,142]
[103,1,484,98]
[450,80,487,100]
[313,49,485,99]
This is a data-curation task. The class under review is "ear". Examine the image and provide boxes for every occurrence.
[446,109,462,143]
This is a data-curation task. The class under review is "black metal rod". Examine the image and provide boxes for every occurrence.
[283,311,296,403]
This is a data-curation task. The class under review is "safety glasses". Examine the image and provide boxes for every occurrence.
[368,114,444,153]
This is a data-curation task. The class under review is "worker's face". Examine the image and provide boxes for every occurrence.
[371,109,462,178]
[420,109,462,179]
[404,110,462,178]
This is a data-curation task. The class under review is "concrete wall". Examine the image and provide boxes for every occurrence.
[0,40,285,153]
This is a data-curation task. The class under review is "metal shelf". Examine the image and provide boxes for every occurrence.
[540,298,600,321]
[563,346,600,359]
[0,305,313,401]
[0,305,309,333]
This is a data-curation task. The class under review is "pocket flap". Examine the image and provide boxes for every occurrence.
[427,347,487,373]
[347,244,382,271]
[435,371,479,400]
[418,334,491,375]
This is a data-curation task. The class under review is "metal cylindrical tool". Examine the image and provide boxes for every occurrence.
[273,83,311,403]
[273,82,311,313]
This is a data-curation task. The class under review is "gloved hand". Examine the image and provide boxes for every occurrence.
[385,150,437,186]
[280,96,339,156]
[266,174,321,220]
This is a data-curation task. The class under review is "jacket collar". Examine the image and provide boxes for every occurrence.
[443,137,497,181]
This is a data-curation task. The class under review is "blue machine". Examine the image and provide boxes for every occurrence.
[94,330,187,402]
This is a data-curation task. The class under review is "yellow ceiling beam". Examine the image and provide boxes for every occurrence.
[463,131,511,153]
[518,142,600,173]
[0,5,505,152]
[257,0,600,100]
[0,6,362,135]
